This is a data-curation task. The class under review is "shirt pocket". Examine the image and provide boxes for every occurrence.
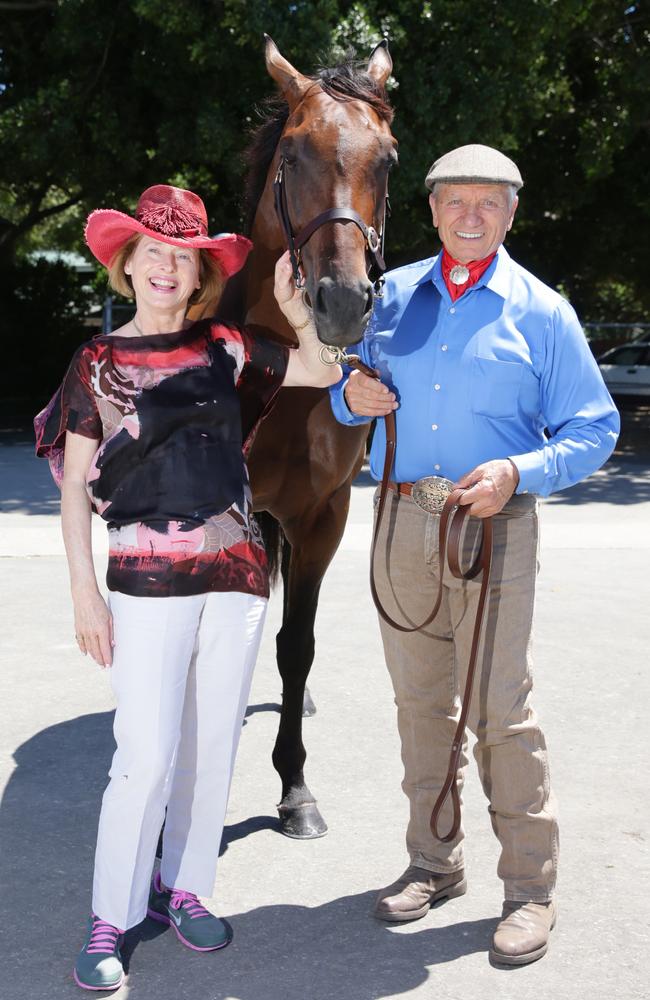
[471,356,524,419]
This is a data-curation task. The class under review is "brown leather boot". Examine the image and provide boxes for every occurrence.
[490,900,557,965]
[373,865,467,922]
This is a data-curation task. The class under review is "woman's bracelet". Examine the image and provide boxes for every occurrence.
[292,315,313,331]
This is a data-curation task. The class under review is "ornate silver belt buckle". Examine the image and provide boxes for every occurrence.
[411,475,454,514]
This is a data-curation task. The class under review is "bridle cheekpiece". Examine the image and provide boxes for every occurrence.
[273,155,389,298]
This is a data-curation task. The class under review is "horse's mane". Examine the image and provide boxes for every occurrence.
[243,56,394,234]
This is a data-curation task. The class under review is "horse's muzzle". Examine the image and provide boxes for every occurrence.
[310,276,374,347]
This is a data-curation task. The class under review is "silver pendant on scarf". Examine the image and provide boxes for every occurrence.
[449,264,470,285]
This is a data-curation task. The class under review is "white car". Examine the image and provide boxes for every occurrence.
[597,341,650,398]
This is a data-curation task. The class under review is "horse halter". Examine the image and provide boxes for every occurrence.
[273,155,389,298]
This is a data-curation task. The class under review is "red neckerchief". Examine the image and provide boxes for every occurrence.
[441,247,497,302]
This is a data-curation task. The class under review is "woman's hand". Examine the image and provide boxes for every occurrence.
[273,251,314,332]
[73,587,114,668]
[273,251,342,388]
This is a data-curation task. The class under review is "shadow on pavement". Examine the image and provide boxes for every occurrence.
[1,712,497,1000]
[243,700,281,721]
[545,459,650,506]
[545,400,650,506]
[613,400,650,455]
[219,814,282,856]
[0,440,60,515]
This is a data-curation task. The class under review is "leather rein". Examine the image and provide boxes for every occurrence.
[341,355,494,843]
[273,155,389,296]
[273,151,493,843]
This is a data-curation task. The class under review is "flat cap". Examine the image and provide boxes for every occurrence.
[425,143,523,191]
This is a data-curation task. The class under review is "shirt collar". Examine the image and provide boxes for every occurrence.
[412,244,513,300]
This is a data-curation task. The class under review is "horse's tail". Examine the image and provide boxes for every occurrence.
[256,510,286,588]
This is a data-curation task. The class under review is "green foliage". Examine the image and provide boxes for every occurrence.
[1,0,649,347]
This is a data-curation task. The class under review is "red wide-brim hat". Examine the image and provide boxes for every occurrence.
[85,184,252,278]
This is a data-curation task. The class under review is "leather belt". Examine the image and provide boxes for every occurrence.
[387,480,413,497]
[346,356,494,844]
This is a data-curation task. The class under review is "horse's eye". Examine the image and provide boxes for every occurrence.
[283,154,297,168]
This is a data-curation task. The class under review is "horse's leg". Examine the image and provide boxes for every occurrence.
[273,493,349,839]
[273,564,327,838]
[279,536,316,719]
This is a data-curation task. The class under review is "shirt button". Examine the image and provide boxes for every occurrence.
[431,424,438,431]
[441,344,448,351]
[449,307,456,314]
[434,383,441,391]
[434,464,441,471]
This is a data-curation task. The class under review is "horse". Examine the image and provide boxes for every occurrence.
[200,38,397,839]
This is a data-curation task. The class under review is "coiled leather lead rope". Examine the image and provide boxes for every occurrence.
[345,354,494,842]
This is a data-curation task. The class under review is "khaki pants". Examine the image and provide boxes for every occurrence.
[374,489,558,902]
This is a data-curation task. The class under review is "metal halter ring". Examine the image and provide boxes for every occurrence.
[366,226,380,253]
[319,344,349,366]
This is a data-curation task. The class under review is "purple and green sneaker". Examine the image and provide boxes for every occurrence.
[147,871,232,952]
[73,914,124,992]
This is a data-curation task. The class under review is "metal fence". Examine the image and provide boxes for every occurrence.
[102,296,135,333]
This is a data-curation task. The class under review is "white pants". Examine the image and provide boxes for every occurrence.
[92,590,267,930]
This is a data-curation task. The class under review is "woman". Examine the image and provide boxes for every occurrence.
[34,184,341,991]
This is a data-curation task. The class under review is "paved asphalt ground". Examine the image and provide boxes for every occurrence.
[1,407,649,1000]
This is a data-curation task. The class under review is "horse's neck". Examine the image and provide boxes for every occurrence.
[213,268,247,325]
[186,271,246,326]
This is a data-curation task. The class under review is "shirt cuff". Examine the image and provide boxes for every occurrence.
[508,451,543,495]
[329,376,373,427]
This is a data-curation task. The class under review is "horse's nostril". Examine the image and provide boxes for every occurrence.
[313,278,372,330]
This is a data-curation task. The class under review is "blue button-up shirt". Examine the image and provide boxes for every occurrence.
[329,247,619,496]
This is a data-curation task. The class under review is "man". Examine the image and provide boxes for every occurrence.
[329,144,619,965]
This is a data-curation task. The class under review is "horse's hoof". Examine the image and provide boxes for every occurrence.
[302,688,317,717]
[278,802,328,839]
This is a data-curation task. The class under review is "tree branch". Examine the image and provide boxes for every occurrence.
[17,193,82,233]
[0,192,83,256]
[26,180,51,218]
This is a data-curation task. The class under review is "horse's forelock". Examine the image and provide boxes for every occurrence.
[317,62,394,125]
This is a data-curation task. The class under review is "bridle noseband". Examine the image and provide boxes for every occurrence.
[273,155,389,298]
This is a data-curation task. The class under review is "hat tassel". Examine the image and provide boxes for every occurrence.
[136,204,205,238]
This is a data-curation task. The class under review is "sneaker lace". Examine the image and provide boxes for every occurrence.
[87,916,122,954]
[170,889,211,920]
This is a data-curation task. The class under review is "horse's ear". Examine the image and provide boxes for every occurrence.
[367,39,392,88]
[264,34,310,109]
